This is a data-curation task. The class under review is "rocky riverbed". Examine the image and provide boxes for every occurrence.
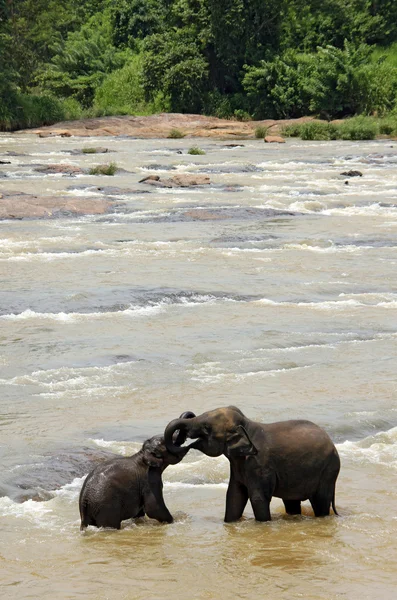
[20,113,315,139]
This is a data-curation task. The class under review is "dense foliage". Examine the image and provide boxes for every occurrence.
[2,0,397,129]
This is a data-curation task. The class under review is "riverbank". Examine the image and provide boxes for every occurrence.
[19,113,315,139]
[17,112,397,141]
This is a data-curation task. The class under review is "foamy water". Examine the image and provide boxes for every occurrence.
[1,134,397,600]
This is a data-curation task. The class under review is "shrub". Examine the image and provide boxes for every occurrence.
[255,126,268,139]
[89,162,118,175]
[188,146,205,155]
[281,123,304,137]
[233,109,251,122]
[82,148,100,154]
[0,93,67,131]
[336,116,378,140]
[378,118,397,135]
[299,121,338,140]
[167,128,185,139]
[61,97,84,121]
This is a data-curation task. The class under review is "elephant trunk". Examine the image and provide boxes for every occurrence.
[173,411,196,447]
[164,417,196,454]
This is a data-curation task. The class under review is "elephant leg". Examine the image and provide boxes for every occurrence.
[144,491,173,523]
[145,470,173,523]
[135,508,145,518]
[283,499,301,515]
[249,488,272,522]
[224,474,248,523]
[310,492,331,517]
[248,475,275,522]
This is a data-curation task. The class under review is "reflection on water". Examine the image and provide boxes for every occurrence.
[1,134,397,599]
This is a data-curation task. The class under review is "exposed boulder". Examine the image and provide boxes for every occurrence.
[264,135,285,143]
[35,164,85,175]
[139,173,211,188]
[0,190,113,219]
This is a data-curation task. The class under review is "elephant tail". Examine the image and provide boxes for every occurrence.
[332,493,339,516]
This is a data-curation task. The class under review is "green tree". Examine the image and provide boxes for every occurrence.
[38,13,129,107]
[142,30,209,112]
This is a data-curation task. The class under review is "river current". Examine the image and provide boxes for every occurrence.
[0,133,396,599]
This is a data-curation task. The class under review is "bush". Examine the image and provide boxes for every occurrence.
[167,128,185,139]
[255,126,268,138]
[281,123,304,137]
[89,162,118,175]
[282,117,380,140]
[0,93,68,131]
[336,116,378,140]
[233,109,251,121]
[188,146,205,155]
[378,118,397,135]
[61,97,84,121]
[299,121,338,140]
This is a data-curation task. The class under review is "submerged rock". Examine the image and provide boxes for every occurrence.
[0,190,114,219]
[67,184,151,195]
[65,147,111,155]
[340,169,363,177]
[2,447,113,503]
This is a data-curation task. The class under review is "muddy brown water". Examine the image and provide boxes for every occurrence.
[0,134,397,599]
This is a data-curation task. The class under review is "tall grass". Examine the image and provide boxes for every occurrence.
[0,93,82,131]
[89,162,118,175]
[167,128,185,139]
[371,43,397,69]
[188,146,205,155]
[255,125,268,138]
[282,117,380,141]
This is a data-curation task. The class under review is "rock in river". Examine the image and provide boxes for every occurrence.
[35,164,86,175]
[0,190,114,219]
[139,174,211,187]
[340,169,363,177]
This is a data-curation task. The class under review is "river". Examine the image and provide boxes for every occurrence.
[0,133,396,599]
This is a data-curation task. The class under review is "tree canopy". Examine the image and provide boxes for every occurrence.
[2,0,397,128]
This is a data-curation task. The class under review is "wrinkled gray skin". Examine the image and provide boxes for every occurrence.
[164,406,340,522]
[79,412,195,529]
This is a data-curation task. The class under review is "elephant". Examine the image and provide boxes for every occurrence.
[164,406,340,522]
[79,412,195,529]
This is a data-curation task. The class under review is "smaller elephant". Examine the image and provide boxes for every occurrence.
[79,412,195,529]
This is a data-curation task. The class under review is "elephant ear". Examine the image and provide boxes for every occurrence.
[225,425,257,457]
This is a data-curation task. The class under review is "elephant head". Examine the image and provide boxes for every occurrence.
[164,406,257,458]
[143,411,196,468]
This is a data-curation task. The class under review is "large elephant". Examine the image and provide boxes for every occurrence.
[164,406,340,522]
[79,412,195,529]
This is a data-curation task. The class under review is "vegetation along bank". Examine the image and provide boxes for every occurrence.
[2,1,397,134]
